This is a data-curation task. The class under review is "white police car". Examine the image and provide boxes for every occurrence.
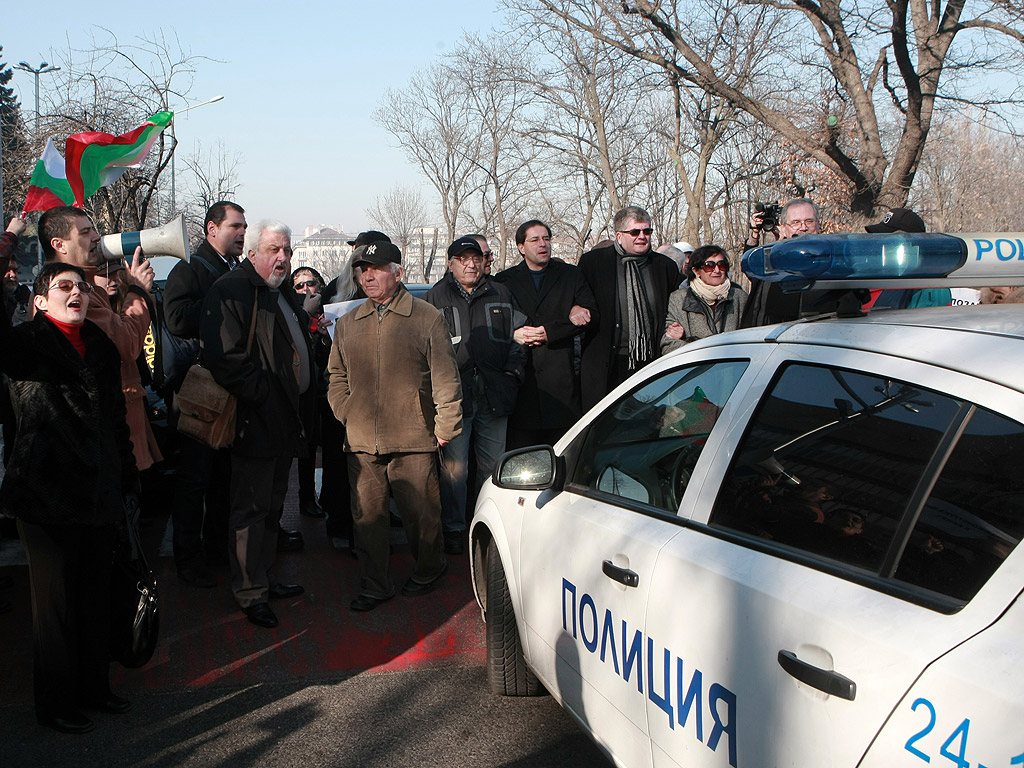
[468,232,1024,768]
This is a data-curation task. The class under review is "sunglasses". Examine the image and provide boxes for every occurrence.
[700,260,729,273]
[48,279,94,294]
[618,228,653,237]
[294,280,319,289]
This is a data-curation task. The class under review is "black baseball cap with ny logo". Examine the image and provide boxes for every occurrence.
[351,241,402,269]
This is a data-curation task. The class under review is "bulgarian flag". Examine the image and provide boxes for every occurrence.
[22,138,75,213]
[64,111,173,207]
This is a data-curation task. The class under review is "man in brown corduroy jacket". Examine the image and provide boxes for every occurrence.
[327,240,463,612]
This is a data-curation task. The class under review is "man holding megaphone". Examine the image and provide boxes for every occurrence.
[37,207,156,365]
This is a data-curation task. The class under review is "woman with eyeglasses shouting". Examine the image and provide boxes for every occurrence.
[662,245,748,353]
[0,261,139,734]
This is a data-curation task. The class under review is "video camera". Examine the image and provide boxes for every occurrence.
[755,202,782,231]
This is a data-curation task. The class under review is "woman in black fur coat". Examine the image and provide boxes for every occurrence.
[0,261,139,734]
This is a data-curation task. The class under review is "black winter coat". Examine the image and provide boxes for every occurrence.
[0,313,138,526]
[424,274,526,416]
[578,245,680,410]
[495,259,597,431]
[163,240,234,340]
[200,259,317,459]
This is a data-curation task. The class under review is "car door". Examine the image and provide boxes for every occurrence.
[642,346,1024,768]
[518,356,753,768]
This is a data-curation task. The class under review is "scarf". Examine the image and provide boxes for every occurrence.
[614,240,656,370]
[689,276,732,305]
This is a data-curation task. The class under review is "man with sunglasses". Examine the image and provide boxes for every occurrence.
[578,206,680,410]
[425,237,525,555]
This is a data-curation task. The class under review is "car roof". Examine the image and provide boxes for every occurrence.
[670,305,1024,393]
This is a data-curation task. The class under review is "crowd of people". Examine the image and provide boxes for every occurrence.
[0,196,1017,734]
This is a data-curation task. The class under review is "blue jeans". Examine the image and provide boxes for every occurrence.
[439,391,507,532]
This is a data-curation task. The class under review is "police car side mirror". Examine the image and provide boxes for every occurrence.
[492,446,564,492]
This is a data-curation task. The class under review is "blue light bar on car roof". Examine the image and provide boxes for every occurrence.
[742,233,1024,291]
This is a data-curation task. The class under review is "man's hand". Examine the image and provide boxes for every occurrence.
[569,304,591,326]
[665,322,685,340]
[514,325,547,346]
[317,317,333,336]
[127,247,155,292]
[6,216,26,237]
[436,436,450,448]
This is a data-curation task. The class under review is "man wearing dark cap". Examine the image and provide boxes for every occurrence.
[425,237,524,554]
[327,241,462,611]
[864,207,925,235]
[324,230,392,304]
[864,207,952,310]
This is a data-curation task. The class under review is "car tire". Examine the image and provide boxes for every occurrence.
[486,539,543,697]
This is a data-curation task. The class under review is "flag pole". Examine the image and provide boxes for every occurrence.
[168,96,224,214]
[175,95,224,116]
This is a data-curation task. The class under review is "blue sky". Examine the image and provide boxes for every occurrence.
[5,0,505,235]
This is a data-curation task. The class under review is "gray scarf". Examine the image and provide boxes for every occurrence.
[614,240,656,371]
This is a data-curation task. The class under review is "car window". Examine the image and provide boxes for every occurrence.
[710,362,1024,607]
[569,361,748,512]
[895,406,1024,602]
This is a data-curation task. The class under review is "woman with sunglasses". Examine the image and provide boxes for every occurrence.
[289,266,340,523]
[0,262,138,733]
[662,245,748,352]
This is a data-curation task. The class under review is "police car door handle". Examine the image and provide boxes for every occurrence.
[777,650,857,701]
[602,560,639,588]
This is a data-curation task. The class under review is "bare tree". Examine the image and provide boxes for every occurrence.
[180,139,243,248]
[535,0,1024,223]
[365,186,429,253]
[36,28,215,233]
[375,64,483,243]
[911,116,1024,232]
[447,34,540,266]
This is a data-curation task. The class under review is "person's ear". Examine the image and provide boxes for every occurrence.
[33,294,48,314]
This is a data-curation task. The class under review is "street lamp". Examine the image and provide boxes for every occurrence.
[15,61,60,134]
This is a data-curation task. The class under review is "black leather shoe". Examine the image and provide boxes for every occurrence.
[401,559,449,597]
[299,497,326,518]
[350,593,392,612]
[277,527,304,553]
[268,583,304,600]
[243,602,279,628]
[443,530,465,555]
[82,693,131,714]
[40,711,94,734]
[177,564,217,588]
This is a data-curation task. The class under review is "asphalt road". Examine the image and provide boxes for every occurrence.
[0,474,612,768]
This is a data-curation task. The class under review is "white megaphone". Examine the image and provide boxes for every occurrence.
[99,215,190,262]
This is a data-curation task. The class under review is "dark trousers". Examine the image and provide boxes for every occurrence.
[170,434,231,571]
[18,519,115,720]
[229,454,292,608]
[320,401,352,540]
[348,451,445,599]
[506,425,566,452]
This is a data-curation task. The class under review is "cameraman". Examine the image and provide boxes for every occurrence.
[743,198,820,249]
[741,198,823,327]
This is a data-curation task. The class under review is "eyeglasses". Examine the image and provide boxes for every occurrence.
[453,254,484,264]
[481,252,494,261]
[617,228,653,238]
[699,260,729,273]
[48,279,93,294]
[294,280,319,289]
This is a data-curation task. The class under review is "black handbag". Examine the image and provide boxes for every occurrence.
[110,497,159,668]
